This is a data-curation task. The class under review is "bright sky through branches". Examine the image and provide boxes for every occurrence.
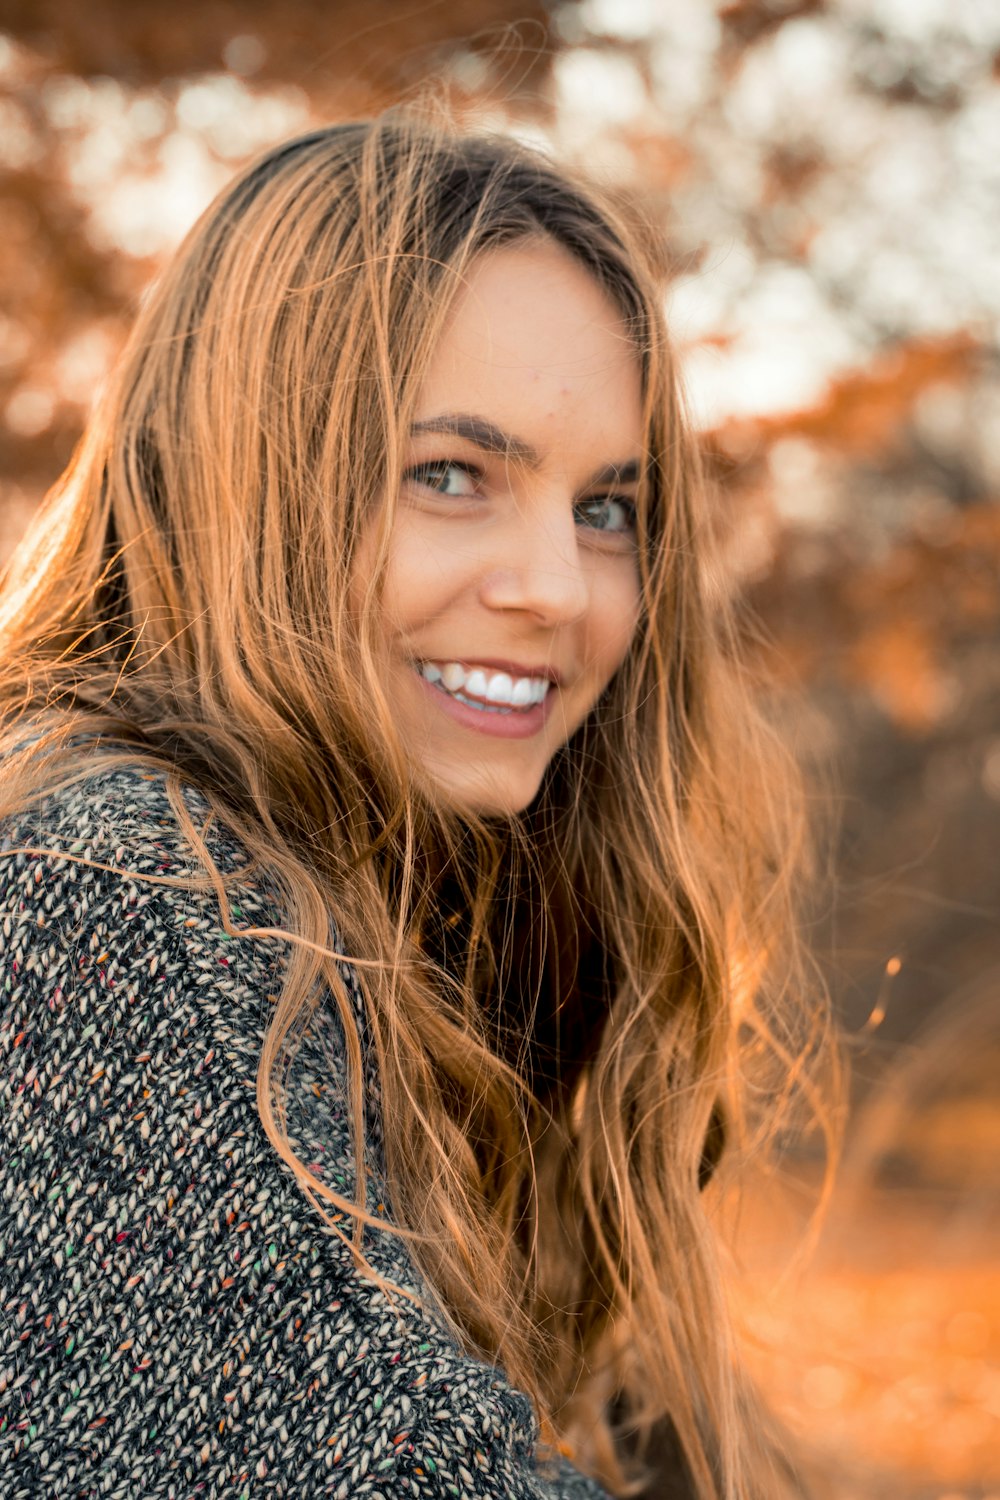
[554,0,1000,425]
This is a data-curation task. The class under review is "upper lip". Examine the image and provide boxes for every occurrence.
[419,657,563,685]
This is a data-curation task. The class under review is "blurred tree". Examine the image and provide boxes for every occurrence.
[0,0,563,99]
[0,0,573,519]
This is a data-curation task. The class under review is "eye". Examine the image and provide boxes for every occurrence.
[574,495,637,536]
[404,460,481,498]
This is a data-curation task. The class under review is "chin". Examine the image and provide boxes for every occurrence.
[427,766,545,819]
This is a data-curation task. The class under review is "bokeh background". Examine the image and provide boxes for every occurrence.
[1,1,998,1495]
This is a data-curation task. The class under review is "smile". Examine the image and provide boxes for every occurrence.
[418,661,551,714]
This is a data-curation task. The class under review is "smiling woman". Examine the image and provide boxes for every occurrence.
[0,114,836,1500]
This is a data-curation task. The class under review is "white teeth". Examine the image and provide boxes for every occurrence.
[418,660,552,709]
[486,672,514,704]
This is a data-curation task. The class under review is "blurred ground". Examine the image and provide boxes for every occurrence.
[735,1006,1000,1500]
[742,1178,1000,1498]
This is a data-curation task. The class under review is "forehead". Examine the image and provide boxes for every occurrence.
[415,241,644,461]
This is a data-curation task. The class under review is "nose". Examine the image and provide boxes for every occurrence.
[476,502,589,625]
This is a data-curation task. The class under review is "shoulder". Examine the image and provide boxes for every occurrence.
[2,755,259,888]
[0,751,386,1229]
[0,755,357,1124]
[0,758,294,1143]
[0,759,291,1051]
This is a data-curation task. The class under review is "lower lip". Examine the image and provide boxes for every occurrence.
[413,669,555,739]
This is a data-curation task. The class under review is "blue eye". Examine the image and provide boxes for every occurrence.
[575,496,637,535]
[405,461,480,498]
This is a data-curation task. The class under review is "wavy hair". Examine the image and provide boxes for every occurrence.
[0,112,838,1498]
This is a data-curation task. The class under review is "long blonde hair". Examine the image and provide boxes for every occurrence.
[0,112,837,1498]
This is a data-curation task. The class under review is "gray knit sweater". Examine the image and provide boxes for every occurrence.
[0,763,609,1499]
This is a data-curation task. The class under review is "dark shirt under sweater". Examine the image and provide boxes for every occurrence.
[0,764,608,1499]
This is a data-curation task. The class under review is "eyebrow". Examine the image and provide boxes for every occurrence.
[410,412,640,488]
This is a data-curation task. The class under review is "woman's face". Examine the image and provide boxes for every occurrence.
[366,240,645,816]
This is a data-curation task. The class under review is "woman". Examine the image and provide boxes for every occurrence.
[0,115,834,1498]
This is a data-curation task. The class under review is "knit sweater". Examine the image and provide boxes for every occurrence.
[0,762,609,1500]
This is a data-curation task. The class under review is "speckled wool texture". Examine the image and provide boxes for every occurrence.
[0,764,609,1499]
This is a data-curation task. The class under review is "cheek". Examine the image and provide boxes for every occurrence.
[377,518,475,635]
